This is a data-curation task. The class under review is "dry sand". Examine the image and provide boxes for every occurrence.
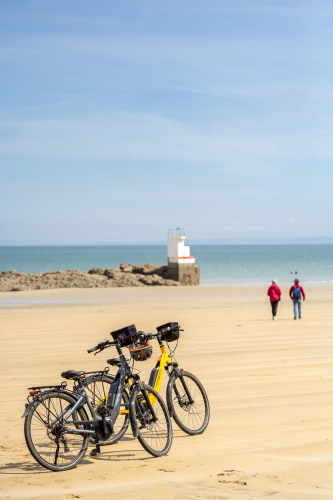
[1,285,333,499]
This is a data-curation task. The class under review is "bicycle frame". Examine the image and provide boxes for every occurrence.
[148,336,195,409]
[69,342,157,439]
[61,391,97,436]
[148,343,172,392]
[108,341,172,410]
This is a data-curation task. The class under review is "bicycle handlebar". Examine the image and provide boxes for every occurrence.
[139,326,184,341]
[88,324,183,353]
[87,339,117,354]
[139,326,183,341]
[143,332,155,340]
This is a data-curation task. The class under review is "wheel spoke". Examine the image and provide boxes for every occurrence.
[25,392,88,471]
[134,386,172,457]
[168,371,210,435]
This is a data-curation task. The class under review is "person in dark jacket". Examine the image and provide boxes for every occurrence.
[289,278,306,319]
[267,279,282,320]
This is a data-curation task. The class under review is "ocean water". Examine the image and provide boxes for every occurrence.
[0,244,333,286]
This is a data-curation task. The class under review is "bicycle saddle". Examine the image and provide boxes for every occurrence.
[61,370,84,380]
[107,358,121,367]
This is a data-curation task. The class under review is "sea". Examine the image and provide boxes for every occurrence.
[0,244,333,287]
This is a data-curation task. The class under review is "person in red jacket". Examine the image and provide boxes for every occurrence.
[267,279,282,320]
[289,278,305,319]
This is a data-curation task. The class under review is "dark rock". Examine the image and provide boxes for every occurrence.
[119,263,135,273]
[0,264,180,292]
[88,267,105,275]
[133,264,157,275]
[150,265,169,278]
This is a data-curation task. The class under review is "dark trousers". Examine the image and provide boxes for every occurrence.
[271,300,279,317]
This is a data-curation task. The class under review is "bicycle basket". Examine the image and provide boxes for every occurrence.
[129,340,153,361]
[111,324,138,347]
[156,322,180,342]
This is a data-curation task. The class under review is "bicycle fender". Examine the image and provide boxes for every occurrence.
[128,386,140,438]
[22,389,52,418]
[22,405,32,418]
[21,389,81,418]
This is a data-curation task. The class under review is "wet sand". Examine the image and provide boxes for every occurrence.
[1,286,333,499]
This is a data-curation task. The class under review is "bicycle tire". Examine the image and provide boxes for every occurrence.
[24,391,89,471]
[129,384,172,457]
[83,374,130,445]
[167,370,210,435]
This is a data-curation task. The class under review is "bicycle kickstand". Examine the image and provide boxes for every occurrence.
[90,444,101,456]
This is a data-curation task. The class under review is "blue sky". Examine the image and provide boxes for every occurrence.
[1,0,332,244]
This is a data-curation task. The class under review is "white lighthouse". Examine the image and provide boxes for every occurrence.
[167,228,200,285]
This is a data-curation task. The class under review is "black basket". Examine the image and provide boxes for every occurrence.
[111,324,138,347]
[156,322,180,343]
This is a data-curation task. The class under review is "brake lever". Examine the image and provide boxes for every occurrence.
[94,342,107,355]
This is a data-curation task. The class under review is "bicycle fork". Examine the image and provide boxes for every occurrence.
[129,382,158,438]
[167,365,194,416]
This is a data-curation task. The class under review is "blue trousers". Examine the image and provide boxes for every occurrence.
[293,299,302,319]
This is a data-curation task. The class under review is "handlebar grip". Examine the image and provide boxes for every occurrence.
[87,339,110,353]
[87,345,99,353]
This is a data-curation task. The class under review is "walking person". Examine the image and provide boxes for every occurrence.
[289,278,305,319]
[267,279,282,320]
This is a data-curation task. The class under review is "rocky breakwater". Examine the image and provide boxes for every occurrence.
[0,263,182,292]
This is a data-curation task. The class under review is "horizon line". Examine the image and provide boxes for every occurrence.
[1,237,333,247]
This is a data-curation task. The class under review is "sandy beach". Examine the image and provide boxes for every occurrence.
[1,285,333,499]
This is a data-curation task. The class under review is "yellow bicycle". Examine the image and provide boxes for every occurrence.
[144,322,210,435]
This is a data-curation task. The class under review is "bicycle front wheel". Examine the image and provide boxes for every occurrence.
[167,370,210,435]
[24,391,89,471]
[83,374,129,445]
[130,384,172,457]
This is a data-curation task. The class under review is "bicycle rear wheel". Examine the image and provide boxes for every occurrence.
[83,374,129,445]
[167,370,210,435]
[130,384,172,457]
[24,391,89,471]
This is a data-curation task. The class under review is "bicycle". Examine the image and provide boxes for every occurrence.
[90,322,210,437]
[145,322,210,435]
[23,324,173,471]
